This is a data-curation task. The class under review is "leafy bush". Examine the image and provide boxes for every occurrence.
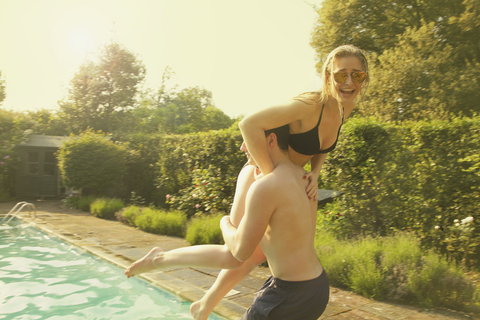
[90,198,125,220]
[57,130,127,196]
[78,196,97,212]
[154,127,245,208]
[133,208,186,237]
[319,116,480,267]
[167,166,233,218]
[185,214,224,245]
[115,126,244,208]
[0,109,32,201]
[62,195,97,212]
[117,205,186,237]
[315,230,478,310]
[62,195,80,209]
[119,205,142,225]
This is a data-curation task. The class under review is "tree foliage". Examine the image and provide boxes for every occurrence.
[57,130,127,196]
[59,42,146,133]
[312,0,480,121]
[364,24,480,120]
[0,109,32,200]
[0,71,6,105]
[120,70,234,135]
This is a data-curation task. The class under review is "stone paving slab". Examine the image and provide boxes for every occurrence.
[1,200,477,320]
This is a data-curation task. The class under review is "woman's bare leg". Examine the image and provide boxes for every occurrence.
[190,245,266,320]
[125,244,243,278]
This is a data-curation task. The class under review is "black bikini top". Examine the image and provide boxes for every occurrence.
[288,104,343,156]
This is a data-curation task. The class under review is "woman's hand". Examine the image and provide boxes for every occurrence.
[254,166,263,180]
[303,171,319,201]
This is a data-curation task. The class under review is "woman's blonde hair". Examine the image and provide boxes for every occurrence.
[296,45,369,118]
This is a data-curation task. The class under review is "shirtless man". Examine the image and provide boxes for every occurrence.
[221,125,329,319]
[125,125,329,319]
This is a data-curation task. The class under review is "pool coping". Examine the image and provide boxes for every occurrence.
[14,215,247,320]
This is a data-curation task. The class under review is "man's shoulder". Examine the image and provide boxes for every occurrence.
[251,168,290,194]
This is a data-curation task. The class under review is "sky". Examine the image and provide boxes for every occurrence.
[0,0,322,118]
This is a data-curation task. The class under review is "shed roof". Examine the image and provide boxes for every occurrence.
[18,135,70,148]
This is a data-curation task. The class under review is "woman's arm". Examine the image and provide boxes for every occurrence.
[239,99,316,175]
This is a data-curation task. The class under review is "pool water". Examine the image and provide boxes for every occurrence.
[0,220,226,320]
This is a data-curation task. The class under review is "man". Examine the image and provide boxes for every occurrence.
[124,125,329,319]
[221,124,329,319]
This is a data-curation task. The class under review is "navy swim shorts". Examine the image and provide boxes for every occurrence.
[241,271,329,320]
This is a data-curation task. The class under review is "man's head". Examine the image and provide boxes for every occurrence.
[265,124,290,152]
[240,124,290,166]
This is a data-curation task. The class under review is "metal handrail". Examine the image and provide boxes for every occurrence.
[1,202,37,223]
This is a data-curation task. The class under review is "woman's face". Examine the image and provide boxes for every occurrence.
[330,56,365,103]
[240,141,257,166]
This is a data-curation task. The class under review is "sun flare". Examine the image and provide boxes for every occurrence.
[67,26,96,57]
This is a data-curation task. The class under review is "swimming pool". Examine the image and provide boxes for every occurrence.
[0,219,226,320]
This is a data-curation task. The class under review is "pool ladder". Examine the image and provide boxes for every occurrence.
[1,202,37,223]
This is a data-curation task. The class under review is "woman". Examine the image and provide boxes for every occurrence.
[240,44,369,200]
[125,44,369,320]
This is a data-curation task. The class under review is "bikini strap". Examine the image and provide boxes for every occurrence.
[316,104,325,127]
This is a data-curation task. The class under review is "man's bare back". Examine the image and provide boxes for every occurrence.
[254,162,323,281]
[221,127,329,319]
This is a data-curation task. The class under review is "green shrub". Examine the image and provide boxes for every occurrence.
[154,127,245,208]
[319,116,480,267]
[62,195,97,212]
[133,208,186,237]
[78,195,97,212]
[0,109,30,201]
[90,198,125,220]
[186,214,224,245]
[315,230,478,310]
[62,196,80,209]
[120,205,142,225]
[167,166,234,218]
[57,130,127,196]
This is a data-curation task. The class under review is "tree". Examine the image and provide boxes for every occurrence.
[57,130,127,196]
[60,42,146,133]
[23,109,70,136]
[360,23,480,121]
[0,109,33,200]
[311,0,468,64]
[0,71,6,105]
[312,0,480,120]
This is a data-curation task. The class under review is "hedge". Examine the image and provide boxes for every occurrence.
[119,126,245,210]
[319,116,480,268]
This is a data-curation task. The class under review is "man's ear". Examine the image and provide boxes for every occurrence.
[267,133,277,148]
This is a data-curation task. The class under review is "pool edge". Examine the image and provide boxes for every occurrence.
[16,215,246,320]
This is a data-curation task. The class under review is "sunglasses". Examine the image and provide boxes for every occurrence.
[333,71,368,84]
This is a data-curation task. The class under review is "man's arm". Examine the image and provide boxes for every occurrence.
[221,179,276,262]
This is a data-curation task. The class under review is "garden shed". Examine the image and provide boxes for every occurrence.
[15,135,69,198]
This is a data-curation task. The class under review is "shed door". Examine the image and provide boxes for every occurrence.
[18,150,58,197]
[41,151,57,196]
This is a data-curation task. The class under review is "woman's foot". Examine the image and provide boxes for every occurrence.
[124,247,164,278]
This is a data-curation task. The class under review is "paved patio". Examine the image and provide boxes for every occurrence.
[1,200,474,320]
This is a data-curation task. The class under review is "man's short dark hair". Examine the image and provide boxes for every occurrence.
[265,125,290,152]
